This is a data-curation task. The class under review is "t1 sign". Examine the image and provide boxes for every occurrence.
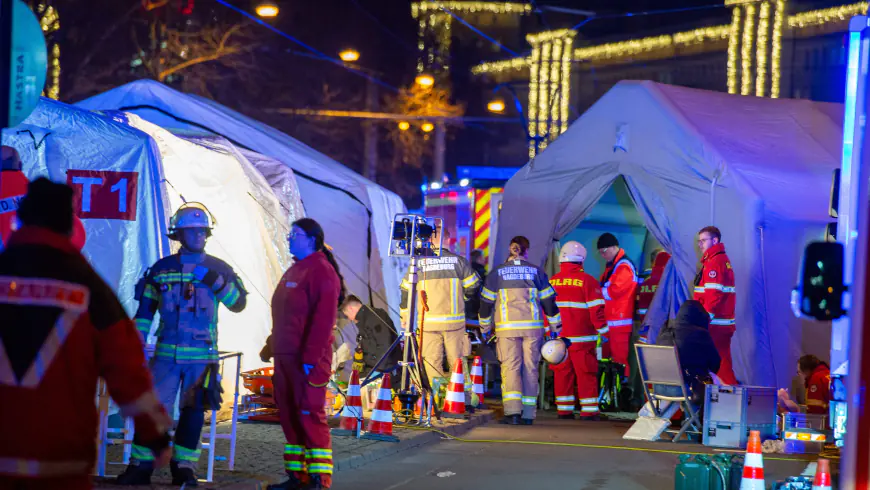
[67,170,139,221]
[0,0,47,129]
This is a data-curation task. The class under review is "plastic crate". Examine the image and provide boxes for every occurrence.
[702,421,777,449]
[782,412,829,454]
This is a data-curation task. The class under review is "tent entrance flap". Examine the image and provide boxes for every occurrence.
[558,177,662,279]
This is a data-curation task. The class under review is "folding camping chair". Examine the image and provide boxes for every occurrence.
[634,344,702,442]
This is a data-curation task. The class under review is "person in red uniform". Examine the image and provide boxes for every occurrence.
[549,241,607,420]
[0,146,29,250]
[0,178,171,490]
[693,226,738,385]
[261,218,344,490]
[597,233,638,377]
[635,250,671,343]
[778,355,831,415]
[0,146,86,252]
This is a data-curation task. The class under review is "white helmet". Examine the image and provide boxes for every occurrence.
[559,241,587,263]
[168,202,214,239]
[541,338,569,364]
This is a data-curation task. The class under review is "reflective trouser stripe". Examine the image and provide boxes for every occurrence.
[132,444,155,462]
[306,447,333,475]
[522,396,536,406]
[173,444,201,463]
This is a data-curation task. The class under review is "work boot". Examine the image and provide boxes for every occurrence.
[303,475,331,489]
[171,461,199,487]
[115,462,153,486]
[557,414,575,420]
[499,414,521,425]
[267,474,304,490]
[521,418,534,426]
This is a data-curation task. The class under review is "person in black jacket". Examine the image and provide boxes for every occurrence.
[655,300,721,398]
[341,295,401,375]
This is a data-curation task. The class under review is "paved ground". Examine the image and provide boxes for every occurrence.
[94,409,494,489]
[330,415,829,490]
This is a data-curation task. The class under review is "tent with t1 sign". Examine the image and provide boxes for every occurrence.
[1,97,304,374]
[496,81,842,390]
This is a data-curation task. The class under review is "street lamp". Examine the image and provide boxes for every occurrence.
[339,49,360,62]
[415,73,435,88]
[491,82,547,156]
[398,121,410,131]
[487,98,506,113]
[255,2,279,17]
[421,122,434,132]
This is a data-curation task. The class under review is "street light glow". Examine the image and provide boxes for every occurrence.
[487,98,506,113]
[398,121,410,131]
[255,2,279,17]
[460,178,470,187]
[421,122,435,132]
[339,49,360,62]
[415,74,435,88]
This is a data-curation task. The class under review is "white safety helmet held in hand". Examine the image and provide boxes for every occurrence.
[559,241,587,263]
[168,202,214,239]
[541,338,569,364]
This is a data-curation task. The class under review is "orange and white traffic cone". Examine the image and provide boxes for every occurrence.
[739,430,765,490]
[331,370,363,436]
[470,356,486,409]
[812,458,832,490]
[362,374,399,442]
[442,358,467,418]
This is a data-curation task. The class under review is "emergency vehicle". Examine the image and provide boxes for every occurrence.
[421,166,519,267]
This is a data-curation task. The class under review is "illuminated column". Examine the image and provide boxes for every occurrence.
[726,0,787,98]
[36,3,60,99]
[526,30,575,158]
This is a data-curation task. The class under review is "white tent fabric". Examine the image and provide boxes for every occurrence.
[76,81,407,325]
[497,81,841,389]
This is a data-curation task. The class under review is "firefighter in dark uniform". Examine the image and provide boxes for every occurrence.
[118,203,247,486]
[479,236,561,425]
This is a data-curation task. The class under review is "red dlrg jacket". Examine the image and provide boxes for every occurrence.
[693,243,735,328]
[550,263,607,344]
[635,251,671,321]
[599,249,638,334]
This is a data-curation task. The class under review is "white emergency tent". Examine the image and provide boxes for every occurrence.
[497,81,842,389]
[77,81,407,324]
[1,98,303,373]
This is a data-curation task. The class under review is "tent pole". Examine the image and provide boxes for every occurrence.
[709,174,720,225]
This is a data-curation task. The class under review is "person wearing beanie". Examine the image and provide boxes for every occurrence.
[548,241,607,420]
[597,233,638,378]
[0,177,172,489]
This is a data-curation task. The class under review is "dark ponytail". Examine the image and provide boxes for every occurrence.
[293,218,347,307]
[507,235,530,261]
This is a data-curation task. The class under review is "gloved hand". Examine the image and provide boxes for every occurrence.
[193,265,226,292]
[303,363,314,376]
[259,335,272,363]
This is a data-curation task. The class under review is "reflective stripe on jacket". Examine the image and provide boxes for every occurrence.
[692,243,735,327]
[550,262,606,342]
[479,258,560,338]
[599,249,638,333]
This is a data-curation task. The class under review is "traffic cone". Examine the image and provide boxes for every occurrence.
[470,356,486,408]
[362,373,399,442]
[812,458,832,490]
[331,370,362,437]
[442,358,466,418]
[740,430,765,490]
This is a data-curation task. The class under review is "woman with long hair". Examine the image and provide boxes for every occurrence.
[262,218,346,490]
[478,236,561,425]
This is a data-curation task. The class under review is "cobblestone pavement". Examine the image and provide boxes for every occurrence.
[94,410,494,489]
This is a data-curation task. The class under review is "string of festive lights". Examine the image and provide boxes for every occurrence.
[37,4,60,100]
[528,42,540,158]
[560,36,573,133]
[740,3,755,96]
[727,8,741,94]
[472,2,869,76]
[411,1,531,16]
[771,0,786,98]
[788,2,867,28]
[756,1,770,97]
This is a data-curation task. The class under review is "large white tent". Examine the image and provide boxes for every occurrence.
[496,81,842,389]
[77,81,407,324]
[1,99,303,373]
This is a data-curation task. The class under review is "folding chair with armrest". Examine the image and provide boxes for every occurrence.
[634,344,702,442]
